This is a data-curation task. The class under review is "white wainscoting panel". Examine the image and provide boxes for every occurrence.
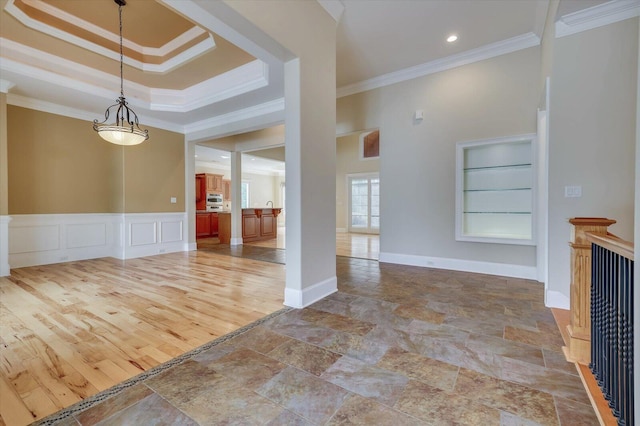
[122,213,188,259]
[67,223,107,249]
[129,222,157,246]
[9,224,59,253]
[8,214,121,268]
[7,213,188,268]
[160,220,183,243]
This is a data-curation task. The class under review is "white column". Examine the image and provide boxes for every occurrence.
[1,90,11,276]
[185,140,197,251]
[230,151,243,245]
[0,216,10,276]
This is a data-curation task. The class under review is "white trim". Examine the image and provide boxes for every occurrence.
[0,79,14,93]
[184,98,285,137]
[5,0,215,73]
[187,242,198,251]
[455,133,537,246]
[379,252,537,280]
[555,0,640,38]
[7,213,189,268]
[0,216,11,276]
[284,276,338,309]
[336,228,347,233]
[545,290,570,310]
[230,237,243,246]
[7,93,181,133]
[0,39,269,113]
[337,32,540,98]
[317,0,345,23]
[8,213,122,268]
[150,60,269,112]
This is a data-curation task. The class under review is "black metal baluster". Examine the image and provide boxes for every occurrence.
[590,242,634,425]
[611,251,620,419]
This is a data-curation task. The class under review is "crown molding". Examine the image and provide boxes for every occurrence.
[184,98,285,135]
[317,0,345,23]
[0,79,15,93]
[150,60,269,112]
[0,38,268,113]
[6,93,182,133]
[555,0,640,38]
[337,32,540,98]
[5,0,216,73]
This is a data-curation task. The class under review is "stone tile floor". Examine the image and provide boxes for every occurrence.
[36,257,597,425]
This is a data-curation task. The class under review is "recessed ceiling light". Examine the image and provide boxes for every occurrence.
[447,34,458,43]
[195,155,198,158]
[221,155,229,159]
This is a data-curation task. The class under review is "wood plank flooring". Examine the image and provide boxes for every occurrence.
[243,229,380,261]
[0,252,285,425]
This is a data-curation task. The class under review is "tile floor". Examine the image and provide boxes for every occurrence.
[35,256,597,425]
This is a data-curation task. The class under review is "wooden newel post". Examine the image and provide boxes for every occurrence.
[565,217,616,365]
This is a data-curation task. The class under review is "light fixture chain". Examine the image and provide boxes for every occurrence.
[119,3,124,98]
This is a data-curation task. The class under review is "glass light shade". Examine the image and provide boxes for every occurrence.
[95,124,148,146]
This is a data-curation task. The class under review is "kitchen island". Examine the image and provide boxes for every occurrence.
[242,208,282,242]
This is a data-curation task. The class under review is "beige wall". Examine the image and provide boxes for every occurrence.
[7,106,185,214]
[1,93,7,215]
[123,127,185,213]
[8,106,124,214]
[336,132,380,230]
[337,46,540,266]
[547,18,638,298]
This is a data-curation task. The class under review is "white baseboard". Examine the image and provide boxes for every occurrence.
[0,216,12,276]
[8,212,189,268]
[284,276,337,309]
[545,290,570,310]
[336,228,347,233]
[186,242,198,251]
[230,237,243,246]
[378,252,537,280]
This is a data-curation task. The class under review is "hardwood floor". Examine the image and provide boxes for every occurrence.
[336,232,379,260]
[243,229,380,261]
[0,252,285,425]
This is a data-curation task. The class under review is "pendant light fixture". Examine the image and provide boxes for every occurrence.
[93,0,149,146]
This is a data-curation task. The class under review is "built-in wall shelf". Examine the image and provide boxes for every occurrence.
[456,134,536,245]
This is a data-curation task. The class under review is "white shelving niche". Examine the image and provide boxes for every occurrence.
[455,134,536,245]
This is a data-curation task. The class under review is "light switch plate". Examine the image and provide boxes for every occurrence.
[170,197,177,204]
[564,186,582,198]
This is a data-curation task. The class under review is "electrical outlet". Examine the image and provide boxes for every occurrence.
[170,197,177,204]
[564,186,582,198]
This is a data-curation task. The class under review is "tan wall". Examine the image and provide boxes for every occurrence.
[1,93,7,215]
[8,106,124,214]
[336,132,380,230]
[123,127,185,213]
[7,106,185,214]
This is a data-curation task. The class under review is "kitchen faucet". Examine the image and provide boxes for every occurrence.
[266,200,273,207]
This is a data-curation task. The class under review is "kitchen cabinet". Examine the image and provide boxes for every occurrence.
[222,179,232,202]
[206,174,224,193]
[196,212,219,238]
[218,212,231,244]
[241,208,281,242]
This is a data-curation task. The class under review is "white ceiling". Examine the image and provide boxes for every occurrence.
[195,145,285,175]
[0,0,622,143]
